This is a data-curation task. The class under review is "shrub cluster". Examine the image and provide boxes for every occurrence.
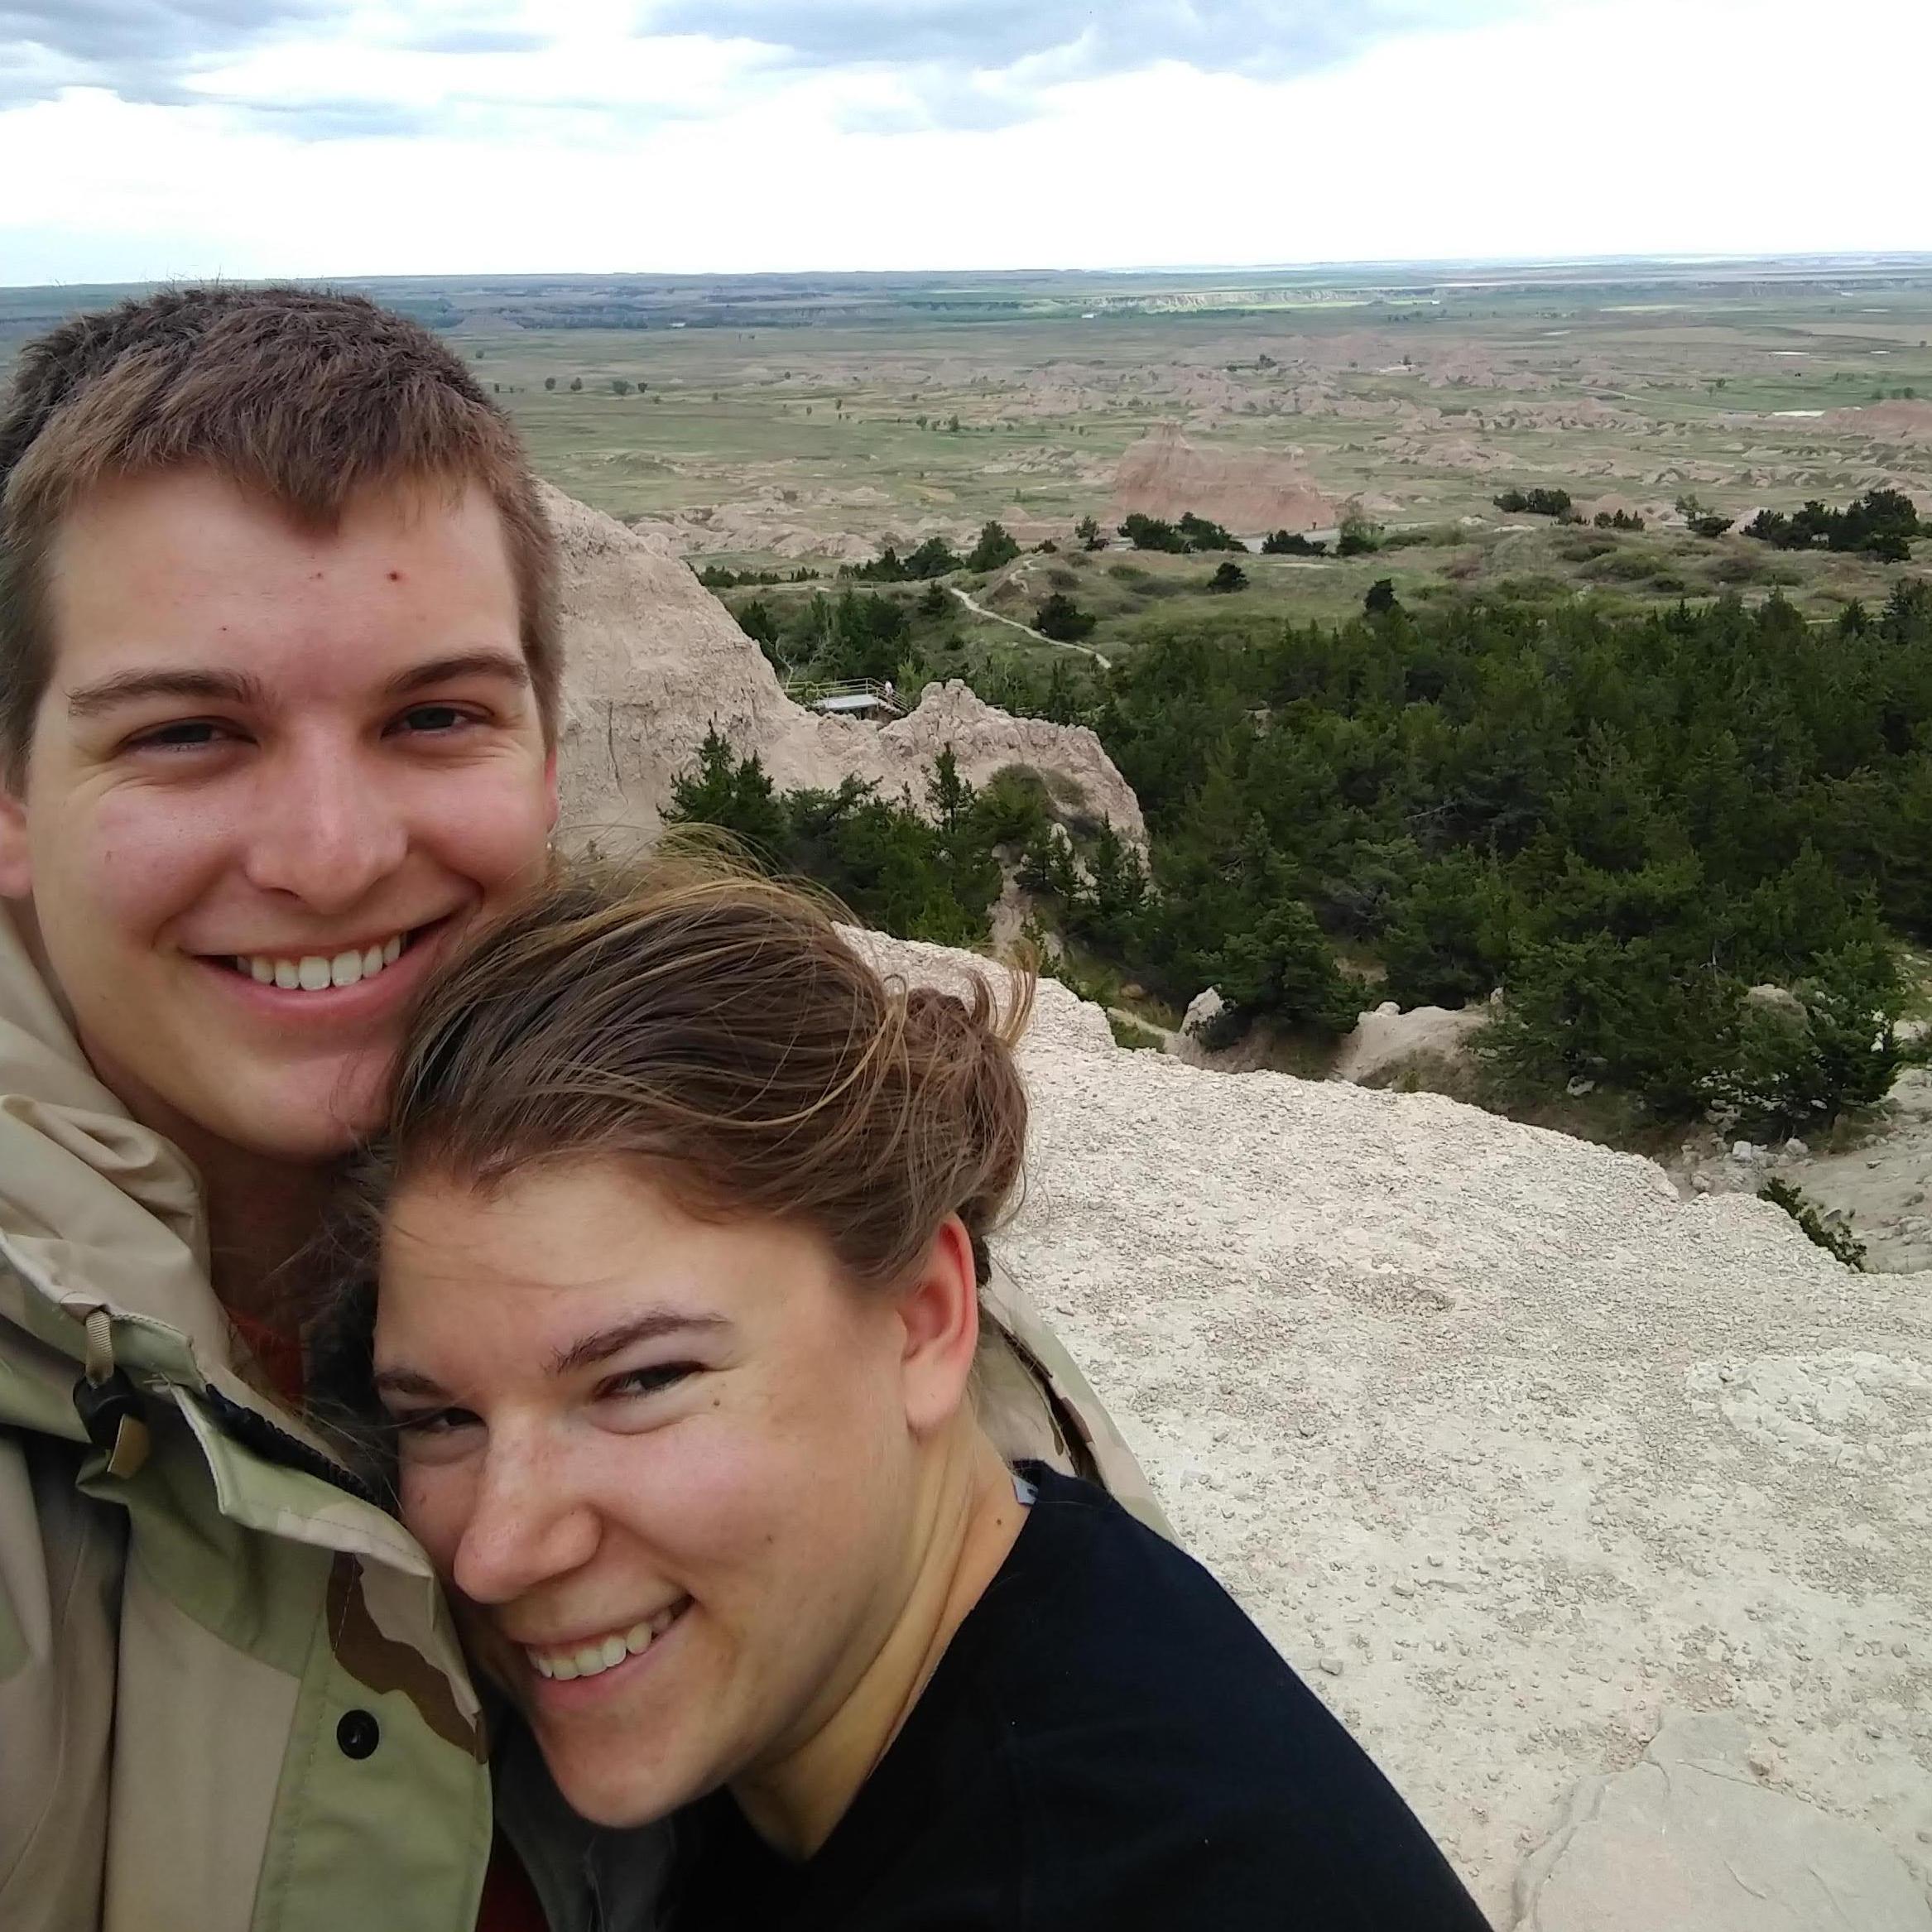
[1035,592,1097,642]
[1745,488,1920,563]
[699,564,821,589]
[1494,488,1577,520]
[1119,512,1242,553]
[733,586,930,685]
[666,733,1005,947]
[841,535,965,582]
[979,580,1932,1124]
[1759,1178,1868,1271]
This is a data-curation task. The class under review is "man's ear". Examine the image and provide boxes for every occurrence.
[0,785,31,900]
[542,743,561,838]
[896,1216,982,1440]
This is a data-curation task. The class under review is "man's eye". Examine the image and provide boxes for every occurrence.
[394,704,475,736]
[130,719,228,752]
[602,1363,699,1402]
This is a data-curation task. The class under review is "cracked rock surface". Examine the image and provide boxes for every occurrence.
[1516,1714,1931,1930]
[858,934,1932,1926]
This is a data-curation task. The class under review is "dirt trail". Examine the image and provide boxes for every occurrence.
[949,584,1111,665]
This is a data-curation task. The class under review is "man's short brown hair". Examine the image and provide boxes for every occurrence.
[0,285,560,780]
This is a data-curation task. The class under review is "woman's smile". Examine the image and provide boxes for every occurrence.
[516,1598,694,1721]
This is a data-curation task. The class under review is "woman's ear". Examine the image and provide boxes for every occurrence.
[896,1215,982,1440]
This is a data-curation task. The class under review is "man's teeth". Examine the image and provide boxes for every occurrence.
[527,1606,682,1682]
[239,933,406,992]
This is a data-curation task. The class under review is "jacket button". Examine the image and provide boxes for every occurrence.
[336,1710,381,1760]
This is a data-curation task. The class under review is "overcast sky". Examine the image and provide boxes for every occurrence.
[2,0,1926,286]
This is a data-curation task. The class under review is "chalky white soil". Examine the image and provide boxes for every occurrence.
[864,936,1932,1926]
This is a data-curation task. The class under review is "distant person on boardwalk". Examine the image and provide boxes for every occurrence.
[0,286,1143,1930]
[331,858,1490,1931]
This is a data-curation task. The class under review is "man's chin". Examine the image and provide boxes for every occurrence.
[193,1065,392,1168]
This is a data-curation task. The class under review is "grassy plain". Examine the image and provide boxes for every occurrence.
[7,258,1932,648]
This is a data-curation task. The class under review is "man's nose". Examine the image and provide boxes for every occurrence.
[240,736,409,912]
[454,1436,602,1608]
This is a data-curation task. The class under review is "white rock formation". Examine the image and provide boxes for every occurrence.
[1329,998,1492,1089]
[543,484,1143,846]
[858,932,1932,1928]
[1181,986,1227,1037]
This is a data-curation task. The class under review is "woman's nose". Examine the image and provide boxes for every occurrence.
[453,1439,602,1607]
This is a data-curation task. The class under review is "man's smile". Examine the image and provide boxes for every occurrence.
[190,912,465,1020]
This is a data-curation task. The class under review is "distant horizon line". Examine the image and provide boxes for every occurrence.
[7,249,1932,298]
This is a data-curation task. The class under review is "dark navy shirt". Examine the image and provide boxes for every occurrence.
[667,1464,1490,1930]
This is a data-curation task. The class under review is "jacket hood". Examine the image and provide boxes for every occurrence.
[0,901,244,1387]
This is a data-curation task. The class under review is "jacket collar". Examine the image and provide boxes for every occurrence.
[0,904,469,1637]
[0,902,274,1397]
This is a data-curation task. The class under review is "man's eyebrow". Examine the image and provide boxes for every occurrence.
[550,1311,729,1377]
[66,666,270,718]
[382,651,531,699]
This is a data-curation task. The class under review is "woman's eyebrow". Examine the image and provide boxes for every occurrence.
[550,1311,729,1377]
[372,1312,728,1396]
[371,1366,449,1399]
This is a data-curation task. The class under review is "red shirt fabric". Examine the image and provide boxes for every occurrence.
[478,1834,549,1931]
[228,1306,306,1406]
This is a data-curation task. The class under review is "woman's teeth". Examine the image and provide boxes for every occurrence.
[237,933,406,992]
[527,1604,683,1682]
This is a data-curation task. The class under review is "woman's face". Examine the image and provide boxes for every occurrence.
[374,1159,939,1828]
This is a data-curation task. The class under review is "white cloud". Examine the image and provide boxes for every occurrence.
[0,0,1925,284]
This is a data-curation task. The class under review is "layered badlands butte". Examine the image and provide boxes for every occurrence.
[544,483,1142,843]
[1105,424,1338,534]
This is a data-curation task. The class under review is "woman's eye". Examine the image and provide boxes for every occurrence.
[602,1363,699,1403]
[392,1405,480,1438]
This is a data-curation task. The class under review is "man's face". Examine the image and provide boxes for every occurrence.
[0,467,557,1163]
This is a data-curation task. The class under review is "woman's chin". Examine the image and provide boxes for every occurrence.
[541,1745,693,1832]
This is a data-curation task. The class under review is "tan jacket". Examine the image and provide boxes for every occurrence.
[0,908,1163,1932]
[0,906,498,1932]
